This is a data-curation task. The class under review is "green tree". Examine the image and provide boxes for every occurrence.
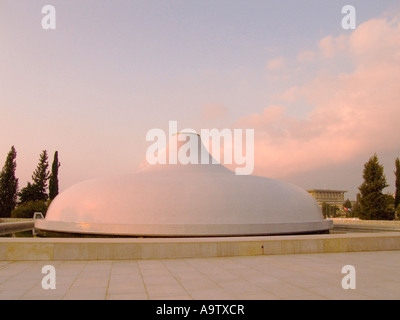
[18,182,38,204]
[19,150,50,203]
[49,151,60,200]
[0,146,19,218]
[395,157,400,210]
[358,154,395,220]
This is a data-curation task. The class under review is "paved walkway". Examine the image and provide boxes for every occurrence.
[1,251,400,300]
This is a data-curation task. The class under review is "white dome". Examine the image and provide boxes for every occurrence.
[35,134,332,236]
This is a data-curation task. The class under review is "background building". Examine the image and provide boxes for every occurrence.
[307,189,348,207]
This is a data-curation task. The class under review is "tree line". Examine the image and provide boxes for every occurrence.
[0,146,60,218]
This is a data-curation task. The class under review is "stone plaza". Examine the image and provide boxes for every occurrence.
[1,250,400,300]
[1,229,400,300]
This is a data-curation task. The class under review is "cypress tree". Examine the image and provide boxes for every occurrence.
[49,151,60,200]
[31,150,50,201]
[358,154,394,220]
[395,157,400,210]
[19,150,50,203]
[0,146,19,218]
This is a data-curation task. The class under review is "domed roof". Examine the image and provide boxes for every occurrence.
[35,133,332,236]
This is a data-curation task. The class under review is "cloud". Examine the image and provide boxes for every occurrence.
[318,34,348,58]
[297,50,316,63]
[236,16,400,179]
[266,57,285,70]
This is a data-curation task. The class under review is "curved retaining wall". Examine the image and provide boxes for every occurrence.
[0,221,34,236]
[1,232,400,261]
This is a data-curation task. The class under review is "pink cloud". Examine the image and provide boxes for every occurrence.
[297,50,316,63]
[318,34,348,58]
[266,57,285,70]
[236,16,400,179]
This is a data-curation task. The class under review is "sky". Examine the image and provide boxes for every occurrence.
[1,0,400,200]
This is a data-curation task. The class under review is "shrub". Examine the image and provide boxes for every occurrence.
[11,201,48,219]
